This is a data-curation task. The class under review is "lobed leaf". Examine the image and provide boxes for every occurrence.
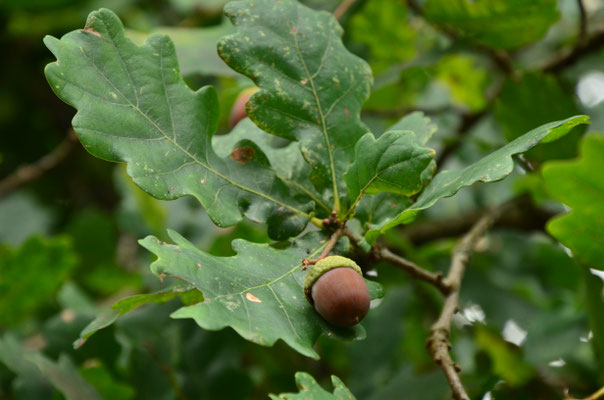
[44,8,313,240]
[139,231,383,359]
[364,116,590,243]
[217,0,373,211]
[344,130,435,214]
[269,372,356,400]
[542,135,604,369]
[543,135,604,268]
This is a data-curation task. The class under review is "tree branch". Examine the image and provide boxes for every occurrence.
[543,29,604,73]
[400,194,555,246]
[0,130,77,198]
[564,386,604,400]
[333,0,356,20]
[341,226,448,293]
[577,0,588,47]
[379,247,447,293]
[406,0,515,75]
[425,198,515,400]
[362,105,453,119]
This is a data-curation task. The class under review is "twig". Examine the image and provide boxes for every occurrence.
[0,130,77,198]
[341,226,448,293]
[577,0,588,48]
[303,227,343,268]
[333,0,356,20]
[564,386,604,400]
[379,247,447,293]
[362,105,452,119]
[425,199,514,400]
[142,341,188,400]
[543,29,604,73]
[406,0,515,75]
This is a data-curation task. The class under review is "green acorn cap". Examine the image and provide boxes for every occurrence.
[303,255,362,304]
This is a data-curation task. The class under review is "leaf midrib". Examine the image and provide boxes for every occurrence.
[289,13,340,212]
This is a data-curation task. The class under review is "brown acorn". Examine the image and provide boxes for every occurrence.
[229,87,258,128]
[303,256,370,327]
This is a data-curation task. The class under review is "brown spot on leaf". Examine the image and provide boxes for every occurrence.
[230,146,255,164]
[246,293,262,303]
[81,27,103,39]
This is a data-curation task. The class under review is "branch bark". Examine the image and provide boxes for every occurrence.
[333,0,356,20]
[0,130,77,198]
[406,0,515,75]
[401,194,554,246]
[543,29,604,73]
[342,226,448,293]
[425,199,515,400]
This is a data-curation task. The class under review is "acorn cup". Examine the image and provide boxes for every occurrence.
[303,256,370,328]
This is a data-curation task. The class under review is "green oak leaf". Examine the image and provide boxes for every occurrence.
[213,118,331,215]
[543,135,604,363]
[387,111,438,185]
[0,236,77,327]
[217,0,373,212]
[139,231,383,359]
[345,131,435,215]
[364,116,590,243]
[424,0,559,50]
[74,283,201,349]
[543,136,604,268]
[44,9,313,240]
[269,372,356,400]
[127,22,237,77]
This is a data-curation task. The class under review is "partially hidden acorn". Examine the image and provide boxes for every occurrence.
[303,256,370,328]
[229,87,259,128]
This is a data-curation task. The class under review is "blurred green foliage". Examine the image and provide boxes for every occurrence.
[1,0,603,399]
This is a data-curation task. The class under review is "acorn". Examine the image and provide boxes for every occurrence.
[229,87,258,128]
[303,256,370,327]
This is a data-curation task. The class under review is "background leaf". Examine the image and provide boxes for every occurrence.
[543,136,604,268]
[0,335,103,400]
[0,236,77,327]
[127,22,237,78]
[542,135,604,372]
[424,0,559,49]
[495,73,585,163]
